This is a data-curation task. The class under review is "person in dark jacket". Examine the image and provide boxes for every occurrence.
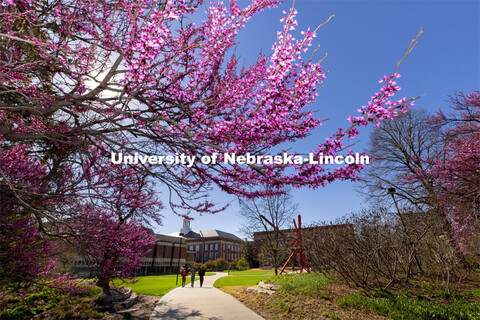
[198,267,206,287]
[190,267,196,287]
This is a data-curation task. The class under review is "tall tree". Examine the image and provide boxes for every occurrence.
[360,91,480,254]
[239,189,297,275]
[358,109,443,210]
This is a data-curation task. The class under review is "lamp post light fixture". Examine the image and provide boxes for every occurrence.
[386,187,409,232]
[387,187,401,215]
[387,187,401,217]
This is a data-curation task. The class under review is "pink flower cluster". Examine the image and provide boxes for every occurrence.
[347,73,413,127]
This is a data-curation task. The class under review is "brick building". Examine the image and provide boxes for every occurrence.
[70,232,187,277]
[171,219,244,264]
[70,220,245,277]
[139,233,187,274]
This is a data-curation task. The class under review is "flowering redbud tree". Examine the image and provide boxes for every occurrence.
[69,206,157,296]
[1,0,418,289]
[57,147,162,295]
[428,92,480,252]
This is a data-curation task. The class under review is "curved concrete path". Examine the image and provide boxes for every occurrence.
[149,272,264,320]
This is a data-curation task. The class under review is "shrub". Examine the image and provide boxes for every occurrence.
[82,286,102,297]
[214,258,228,270]
[230,258,239,270]
[0,287,63,320]
[193,262,205,270]
[204,260,216,271]
[49,297,103,319]
[236,258,249,271]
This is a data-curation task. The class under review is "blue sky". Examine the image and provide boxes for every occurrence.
[156,0,480,237]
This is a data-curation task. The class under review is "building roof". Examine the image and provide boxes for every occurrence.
[170,229,243,242]
[154,233,184,242]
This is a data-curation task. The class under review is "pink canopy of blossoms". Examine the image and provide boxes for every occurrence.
[1,0,415,206]
[1,0,417,287]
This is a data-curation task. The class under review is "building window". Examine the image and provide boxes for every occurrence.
[210,243,213,250]
[223,244,225,250]
[204,253,208,261]
[209,252,213,260]
[228,245,231,250]
[215,252,219,259]
[196,245,199,251]
[215,243,218,250]
[205,244,208,251]
[189,245,193,251]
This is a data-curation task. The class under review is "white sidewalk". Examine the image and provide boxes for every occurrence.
[149,272,264,320]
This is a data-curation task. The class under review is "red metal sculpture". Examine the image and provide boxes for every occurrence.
[259,214,310,275]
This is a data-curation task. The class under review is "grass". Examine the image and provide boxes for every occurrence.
[214,272,334,291]
[338,290,480,320]
[126,272,215,279]
[113,277,186,296]
[220,273,364,320]
[219,271,480,320]
[463,289,480,300]
[273,273,335,297]
[222,269,276,276]
[213,275,276,287]
[114,273,214,296]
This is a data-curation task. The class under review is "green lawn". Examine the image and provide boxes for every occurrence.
[115,271,273,294]
[113,273,214,296]
[222,269,275,276]
[125,273,214,279]
[213,274,276,287]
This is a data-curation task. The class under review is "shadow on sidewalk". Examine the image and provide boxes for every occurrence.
[151,301,221,320]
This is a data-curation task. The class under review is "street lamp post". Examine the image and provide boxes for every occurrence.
[386,187,421,277]
[387,187,408,225]
[227,247,230,276]
[176,235,183,286]
[387,187,409,226]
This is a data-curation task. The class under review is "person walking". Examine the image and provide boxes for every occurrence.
[198,267,206,288]
[190,267,196,287]
[180,268,188,287]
